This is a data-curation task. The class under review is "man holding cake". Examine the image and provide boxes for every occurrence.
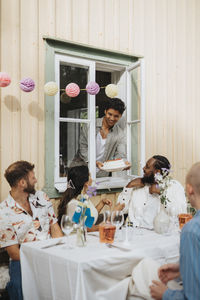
[117,155,187,228]
[72,98,131,177]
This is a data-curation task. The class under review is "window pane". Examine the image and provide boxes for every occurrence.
[96,70,111,118]
[60,64,88,119]
[130,68,141,121]
[59,122,89,177]
[130,122,141,176]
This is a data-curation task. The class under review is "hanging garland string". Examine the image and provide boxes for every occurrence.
[0,72,119,99]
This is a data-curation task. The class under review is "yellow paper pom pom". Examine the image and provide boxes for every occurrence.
[105,84,118,98]
[44,82,58,96]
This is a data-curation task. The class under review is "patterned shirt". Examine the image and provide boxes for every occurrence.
[0,191,57,248]
[163,210,200,300]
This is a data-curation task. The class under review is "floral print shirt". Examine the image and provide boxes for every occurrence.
[0,191,57,248]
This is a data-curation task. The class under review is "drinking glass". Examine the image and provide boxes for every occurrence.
[111,211,124,240]
[61,215,74,248]
[170,207,179,233]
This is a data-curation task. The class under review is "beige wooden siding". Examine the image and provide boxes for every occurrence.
[0,0,200,200]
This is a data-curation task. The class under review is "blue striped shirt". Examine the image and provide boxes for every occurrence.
[163,210,200,300]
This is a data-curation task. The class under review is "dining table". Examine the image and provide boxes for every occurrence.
[20,228,180,300]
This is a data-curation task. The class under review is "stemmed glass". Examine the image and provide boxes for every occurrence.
[61,215,74,248]
[111,211,124,241]
[170,207,179,234]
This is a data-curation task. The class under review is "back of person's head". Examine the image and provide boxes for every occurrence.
[57,165,89,224]
[152,155,171,176]
[4,161,35,187]
[105,98,126,115]
[186,162,200,196]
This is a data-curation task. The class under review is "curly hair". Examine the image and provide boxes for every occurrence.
[153,155,171,176]
[105,98,126,115]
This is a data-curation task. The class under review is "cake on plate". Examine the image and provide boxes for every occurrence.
[101,159,126,172]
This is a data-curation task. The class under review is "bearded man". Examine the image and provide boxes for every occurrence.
[0,161,63,300]
[117,155,187,229]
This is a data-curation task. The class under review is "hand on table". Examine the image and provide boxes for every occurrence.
[149,280,168,300]
[158,263,180,284]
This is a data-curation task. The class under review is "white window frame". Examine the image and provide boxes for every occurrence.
[54,54,96,192]
[126,58,145,176]
[54,53,145,192]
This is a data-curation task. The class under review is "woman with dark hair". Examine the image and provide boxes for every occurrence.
[57,165,115,230]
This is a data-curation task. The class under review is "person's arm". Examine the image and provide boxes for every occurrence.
[50,222,64,238]
[150,280,185,300]
[114,131,127,160]
[126,178,144,188]
[6,244,20,261]
[149,184,161,195]
[95,198,112,213]
[158,263,180,283]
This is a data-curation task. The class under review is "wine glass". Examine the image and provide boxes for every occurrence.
[61,215,74,248]
[111,211,124,241]
[170,207,179,234]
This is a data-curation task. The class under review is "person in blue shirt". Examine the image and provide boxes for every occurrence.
[150,162,200,300]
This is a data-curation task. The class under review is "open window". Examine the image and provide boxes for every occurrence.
[44,38,145,196]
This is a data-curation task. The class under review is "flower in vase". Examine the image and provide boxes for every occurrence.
[72,194,95,228]
[154,168,172,206]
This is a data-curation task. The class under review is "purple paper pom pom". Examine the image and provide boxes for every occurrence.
[20,78,35,92]
[86,81,100,95]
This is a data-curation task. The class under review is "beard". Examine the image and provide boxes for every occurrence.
[141,172,155,184]
[23,180,36,194]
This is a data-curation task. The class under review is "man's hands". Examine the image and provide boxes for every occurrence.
[149,184,160,195]
[149,263,180,299]
[123,161,131,170]
[158,263,180,284]
[96,161,104,169]
[149,280,168,300]
[126,178,145,188]
[114,202,125,211]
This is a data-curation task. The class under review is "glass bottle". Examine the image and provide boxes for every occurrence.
[99,211,116,244]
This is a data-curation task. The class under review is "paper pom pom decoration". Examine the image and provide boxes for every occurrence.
[65,83,80,97]
[86,81,100,95]
[20,78,35,92]
[0,72,11,87]
[60,92,71,104]
[105,84,118,98]
[44,81,58,96]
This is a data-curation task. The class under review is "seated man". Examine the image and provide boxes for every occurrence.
[72,98,130,177]
[0,161,63,300]
[150,162,200,299]
[117,155,187,228]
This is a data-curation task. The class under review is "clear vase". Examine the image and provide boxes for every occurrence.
[153,204,170,234]
[76,222,87,247]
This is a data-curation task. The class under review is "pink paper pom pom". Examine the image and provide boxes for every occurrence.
[65,83,80,97]
[0,72,11,87]
[86,81,100,95]
[20,78,35,92]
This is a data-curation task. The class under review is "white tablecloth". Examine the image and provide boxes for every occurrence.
[20,229,180,300]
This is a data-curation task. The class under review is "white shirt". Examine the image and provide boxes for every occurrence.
[117,180,187,229]
[96,132,106,172]
[0,191,57,247]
